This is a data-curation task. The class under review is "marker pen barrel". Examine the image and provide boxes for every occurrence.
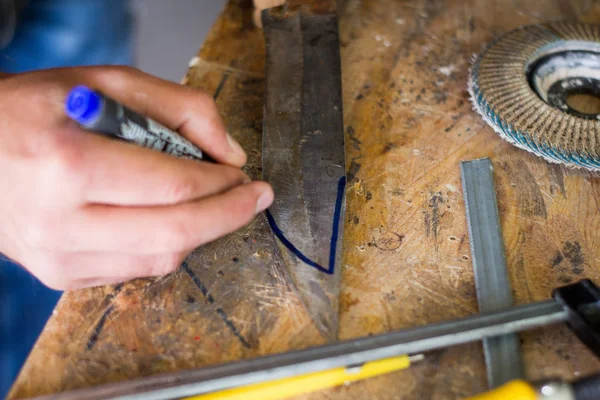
[65,85,206,161]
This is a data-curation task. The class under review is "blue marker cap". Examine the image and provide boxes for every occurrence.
[65,85,102,126]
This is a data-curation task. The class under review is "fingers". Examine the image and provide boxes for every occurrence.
[81,66,247,167]
[75,129,250,206]
[1,67,273,291]
[27,250,189,290]
[28,181,274,254]
[253,0,286,27]
[4,67,247,167]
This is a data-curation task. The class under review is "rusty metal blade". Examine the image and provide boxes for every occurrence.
[261,3,346,341]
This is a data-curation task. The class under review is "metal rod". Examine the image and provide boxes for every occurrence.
[461,158,524,388]
[28,300,567,400]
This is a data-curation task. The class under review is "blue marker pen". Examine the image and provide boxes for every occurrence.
[65,85,207,161]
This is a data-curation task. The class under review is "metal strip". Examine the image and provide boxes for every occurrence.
[261,3,346,341]
[27,300,566,400]
[461,158,524,388]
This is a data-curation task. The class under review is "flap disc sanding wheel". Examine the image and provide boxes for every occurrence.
[469,22,600,170]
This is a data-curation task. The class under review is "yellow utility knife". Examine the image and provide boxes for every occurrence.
[185,354,423,400]
[464,373,600,400]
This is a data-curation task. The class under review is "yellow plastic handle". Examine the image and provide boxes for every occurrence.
[463,380,537,400]
[184,355,412,400]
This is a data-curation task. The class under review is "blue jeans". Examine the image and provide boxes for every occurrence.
[0,1,133,397]
[0,260,62,398]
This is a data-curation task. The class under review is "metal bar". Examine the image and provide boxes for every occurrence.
[28,300,567,400]
[287,0,338,14]
[461,158,524,388]
[261,3,346,340]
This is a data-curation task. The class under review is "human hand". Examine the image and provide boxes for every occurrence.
[0,66,273,290]
[253,0,286,27]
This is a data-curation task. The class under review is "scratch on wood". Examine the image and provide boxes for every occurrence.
[87,305,115,350]
[213,72,231,100]
[428,192,443,239]
[547,164,566,198]
[514,254,534,301]
[85,284,124,350]
[457,234,466,252]
[145,269,179,293]
[501,161,547,219]
[408,279,474,315]
[181,262,251,348]
[215,308,251,348]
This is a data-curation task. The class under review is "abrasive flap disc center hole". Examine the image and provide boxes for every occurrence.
[469,22,600,170]
[528,48,600,119]
[567,92,600,115]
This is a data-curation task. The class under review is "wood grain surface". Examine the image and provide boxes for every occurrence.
[10,0,600,399]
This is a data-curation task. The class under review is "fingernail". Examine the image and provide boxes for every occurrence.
[226,132,247,160]
[256,190,274,213]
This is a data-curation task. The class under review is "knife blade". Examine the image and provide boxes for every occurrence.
[261,0,346,341]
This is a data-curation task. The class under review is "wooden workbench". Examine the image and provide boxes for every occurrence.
[10,0,600,399]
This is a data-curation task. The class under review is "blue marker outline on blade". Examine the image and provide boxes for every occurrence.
[266,176,346,275]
